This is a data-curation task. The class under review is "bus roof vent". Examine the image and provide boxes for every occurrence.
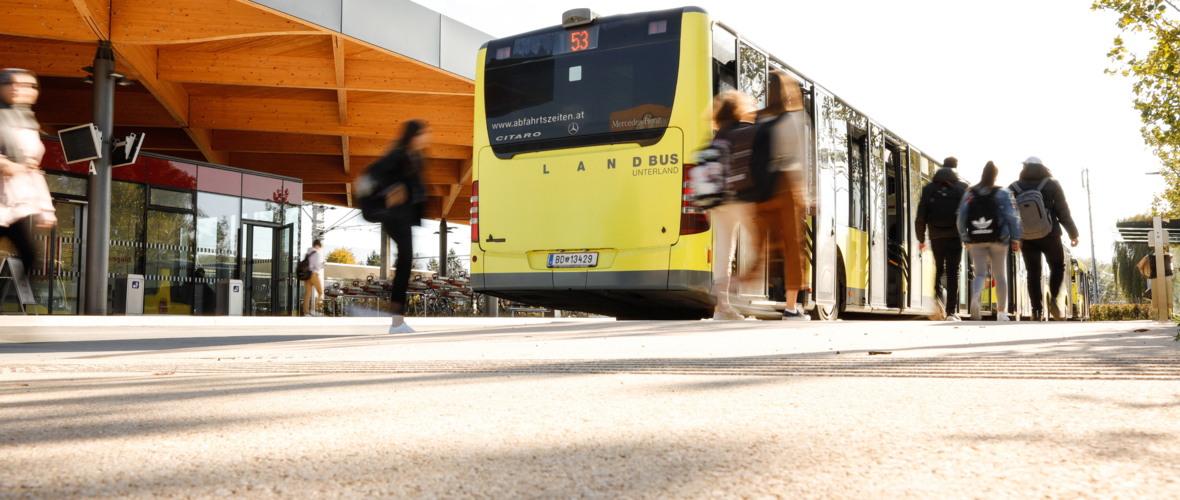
[562,8,599,28]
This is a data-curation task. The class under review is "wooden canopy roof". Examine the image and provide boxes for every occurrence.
[0,0,474,222]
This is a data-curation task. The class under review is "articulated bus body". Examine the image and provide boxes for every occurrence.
[470,6,1038,320]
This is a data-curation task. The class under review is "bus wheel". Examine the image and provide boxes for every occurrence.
[811,260,845,321]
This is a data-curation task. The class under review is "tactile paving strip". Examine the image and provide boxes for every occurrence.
[5,357,1180,380]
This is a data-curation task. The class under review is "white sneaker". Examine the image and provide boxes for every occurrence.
[387,318,415,334]
[713,306,745,321]
[946,314,961,321]
[970,294,982,321]
[997,311,1010,322]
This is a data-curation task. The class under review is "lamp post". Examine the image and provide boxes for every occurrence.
[1082,169,1098,302]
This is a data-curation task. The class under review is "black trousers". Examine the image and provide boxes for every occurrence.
[382,218,414,310]
[1021,236,1066,315]
[931,236,963,315]
[0,217,37,278]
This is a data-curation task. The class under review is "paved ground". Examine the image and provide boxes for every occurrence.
[2,318,1178,499]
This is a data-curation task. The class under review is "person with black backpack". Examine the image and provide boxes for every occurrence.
[915,157,969,320]
[358,120,429,333]
[298,239,324,316]
[1009,157,1079,321]
[697,89,759,320]
[958,162,1023,321]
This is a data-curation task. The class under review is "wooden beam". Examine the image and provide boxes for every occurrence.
[0,38,97,78]
[110,0,322,45]
[35,89,177,127]
[189,95,473,145]
[345,182,353,208]
[333,36,347,125]
[341,135,350,175]
[71,0,111,40]
[441,159,473,218]
[114,43,227,165]
[155,47,475,95]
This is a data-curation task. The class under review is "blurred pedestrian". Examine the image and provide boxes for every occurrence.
[958,161,1022,321]
[1009,157,1079,321]
[915,156,968,320]
[706,90,758,320]
[743,70,812,320]
[300,239,324,316]
[1137,251,1173,300]
[361,119,428,333]
[0,68,55,282]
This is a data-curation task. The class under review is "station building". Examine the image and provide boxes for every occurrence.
[0,0,489,315]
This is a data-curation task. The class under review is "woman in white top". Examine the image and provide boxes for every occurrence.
[0,68,56,280]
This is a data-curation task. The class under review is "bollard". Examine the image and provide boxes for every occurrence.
[112,274,144,315]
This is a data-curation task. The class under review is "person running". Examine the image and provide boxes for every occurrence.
[744,70,812,320]
[362,120,428,334]
[708,90,758,320]
[915,156,968,320]
[0,68,55,284]
[958,161,1022,321]
[300,239,324,316]
[1009,157,1079,321]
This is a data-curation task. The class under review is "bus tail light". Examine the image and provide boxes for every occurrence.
[470,181,479,241]
[680,164,709,235]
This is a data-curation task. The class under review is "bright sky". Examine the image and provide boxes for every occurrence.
[305,0,1167,267]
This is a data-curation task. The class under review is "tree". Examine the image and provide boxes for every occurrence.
[446,248,465,275]
[366,250,381,267]
[1093,0,1180,216]
[1111,214,1154,302]
[326,246,357,265]
[426,257,439,272]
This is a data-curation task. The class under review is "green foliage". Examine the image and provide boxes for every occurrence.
[366,251,381,267]
[426,258,438,272]
[1093,0,1180,216]
[1111,214,1153,301]
[446,248,465,275]
[1089,303,1154,320]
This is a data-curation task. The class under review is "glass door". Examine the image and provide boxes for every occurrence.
[244,224,275,316]
[49,201,85,314]
[242,223,294,316]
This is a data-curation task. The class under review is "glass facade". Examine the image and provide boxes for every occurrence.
[11,137,304,315]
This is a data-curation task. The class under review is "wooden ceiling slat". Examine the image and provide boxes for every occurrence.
[157,49,473,95]
[0,0,96,41]
[36,89,177,127]
[110,0,322,45]
[71,0,110,40]
[0,36,99,78]
[228,152,462,185]
[189,96,474,145]
[210,131,471,160]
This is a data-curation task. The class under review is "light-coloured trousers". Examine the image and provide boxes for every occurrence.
[302,273,323,315]
[710,202,755,311]
[969,242,1009,310]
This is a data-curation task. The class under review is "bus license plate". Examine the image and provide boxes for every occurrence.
[548,252,598,268]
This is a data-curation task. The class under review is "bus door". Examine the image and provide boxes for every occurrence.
[907,149,924,311]
[868,125,888,309]
[883,138,909,309]
[811,89,839,312]
[734,37,771,299]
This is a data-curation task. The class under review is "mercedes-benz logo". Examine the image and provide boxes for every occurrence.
[568,122,580,135]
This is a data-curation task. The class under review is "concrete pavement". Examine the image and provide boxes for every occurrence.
[1,318,1178,499]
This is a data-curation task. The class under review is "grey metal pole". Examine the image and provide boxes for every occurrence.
[83,41,115,315]
[379,233,390,280]
[438,218,447,277]
[1083,169,1098,302]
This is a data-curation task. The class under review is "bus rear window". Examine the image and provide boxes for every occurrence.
[483,13,682,156]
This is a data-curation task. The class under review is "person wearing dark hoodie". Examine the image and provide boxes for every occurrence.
[1009,157,1079,321]
[915,157,969,320]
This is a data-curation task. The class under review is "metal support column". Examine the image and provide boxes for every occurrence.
[1150,216,1172,322]
[485,295,499,317]
[438,218,447,277]
[379,234,390,280]
[83,42,116,315]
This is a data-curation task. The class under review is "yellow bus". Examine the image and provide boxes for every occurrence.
[470,6,1030,320]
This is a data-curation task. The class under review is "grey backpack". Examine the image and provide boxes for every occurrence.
[1011,178,1053,240]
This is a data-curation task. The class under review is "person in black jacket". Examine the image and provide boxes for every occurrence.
[914,157,968,320]
[363,119,429,334]
[1009,157,1079,321]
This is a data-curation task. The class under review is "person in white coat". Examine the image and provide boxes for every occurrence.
[0,68,56,282]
